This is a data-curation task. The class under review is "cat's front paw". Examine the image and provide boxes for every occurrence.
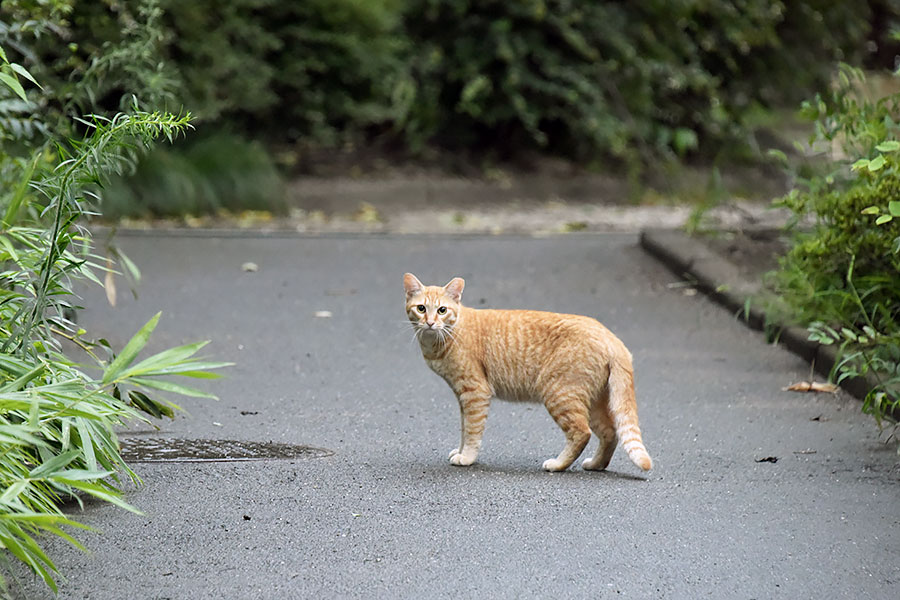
[449,452,476,466]
[542,458,569,472]
[448,448,460,459]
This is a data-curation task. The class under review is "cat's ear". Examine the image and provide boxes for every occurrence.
[444,277,465,302]
[404,273,424,298]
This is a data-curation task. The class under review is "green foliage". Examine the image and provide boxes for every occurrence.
[0,310,229,591]
[1,0,177,142]
[402,0,870,163]
[19,0,876,169]
[7,0,288,217]
[100,132,286,219]
[243,0,411,145]
[772,66,900,431]
[0,35,230,591]
[68,0,180,113]
[156,0,411,146]
[151,0,278,121]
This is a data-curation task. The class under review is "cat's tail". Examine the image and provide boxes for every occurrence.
[608,355,652,471]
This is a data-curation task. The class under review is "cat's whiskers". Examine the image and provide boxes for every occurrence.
[393,320,425,347]
[436,327,456,346]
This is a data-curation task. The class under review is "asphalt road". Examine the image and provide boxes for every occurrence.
[12,232,898,599]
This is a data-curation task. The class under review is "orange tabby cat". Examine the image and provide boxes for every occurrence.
[404,273,652,472]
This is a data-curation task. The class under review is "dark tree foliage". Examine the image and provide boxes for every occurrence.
[9,0,884,162]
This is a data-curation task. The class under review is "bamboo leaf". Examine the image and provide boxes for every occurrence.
[75,418,98,472]
[0,424,48,448]
[129,376,218,399]
[162,367,229,379]
[0,532,58,592]
[8,62,41,88]
[0,481,29,505]
[51,469,115,481]
[0,362,46,392]
[28,449,81,479]
[118,340,210,379]
[124,361,230,378]
[116,249,141,284]
[0,234,20,262]
[0,72,27,101]
[51,479,141,514]
[102,312,161,384]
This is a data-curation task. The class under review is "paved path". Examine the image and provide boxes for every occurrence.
[15,233,898,599]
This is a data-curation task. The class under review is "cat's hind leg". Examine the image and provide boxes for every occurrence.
[542,391,591,472]
[582,392,617,471]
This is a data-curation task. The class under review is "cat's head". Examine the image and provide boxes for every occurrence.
[403,273,464,337]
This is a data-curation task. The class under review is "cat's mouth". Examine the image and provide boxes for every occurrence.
[417,324,449,339]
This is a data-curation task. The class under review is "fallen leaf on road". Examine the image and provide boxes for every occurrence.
[353,202,382,223]
[755,456,778,463]
[783,381,838,393]
[562,221,588,232]
[235,210,272,228]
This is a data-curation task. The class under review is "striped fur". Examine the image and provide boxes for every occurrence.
[404,273,652,472]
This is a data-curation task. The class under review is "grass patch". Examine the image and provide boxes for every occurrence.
[100,132,286,220]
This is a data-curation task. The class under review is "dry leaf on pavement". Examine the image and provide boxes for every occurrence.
[783,381,839,393]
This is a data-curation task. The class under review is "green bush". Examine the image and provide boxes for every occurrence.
[100,132,286,219]
[402,0,871,163]
[256,0,411,145]
[12,0,289,217]
[31,0,877,167]
[56,0,409,144]
[772,66,900,429]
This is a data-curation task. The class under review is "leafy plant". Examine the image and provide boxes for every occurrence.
[0,36,229,592]
[24,0,878,170]
[856,140,900,253]
[57,0,410,146]
[402,0,870,164]
[771,65,900,435]
[99,131,286,219]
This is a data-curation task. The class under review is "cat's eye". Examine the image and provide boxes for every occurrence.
[437,306,447,314]
[416,305,426,313]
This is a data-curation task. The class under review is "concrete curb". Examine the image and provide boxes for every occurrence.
[639,228,881,405]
